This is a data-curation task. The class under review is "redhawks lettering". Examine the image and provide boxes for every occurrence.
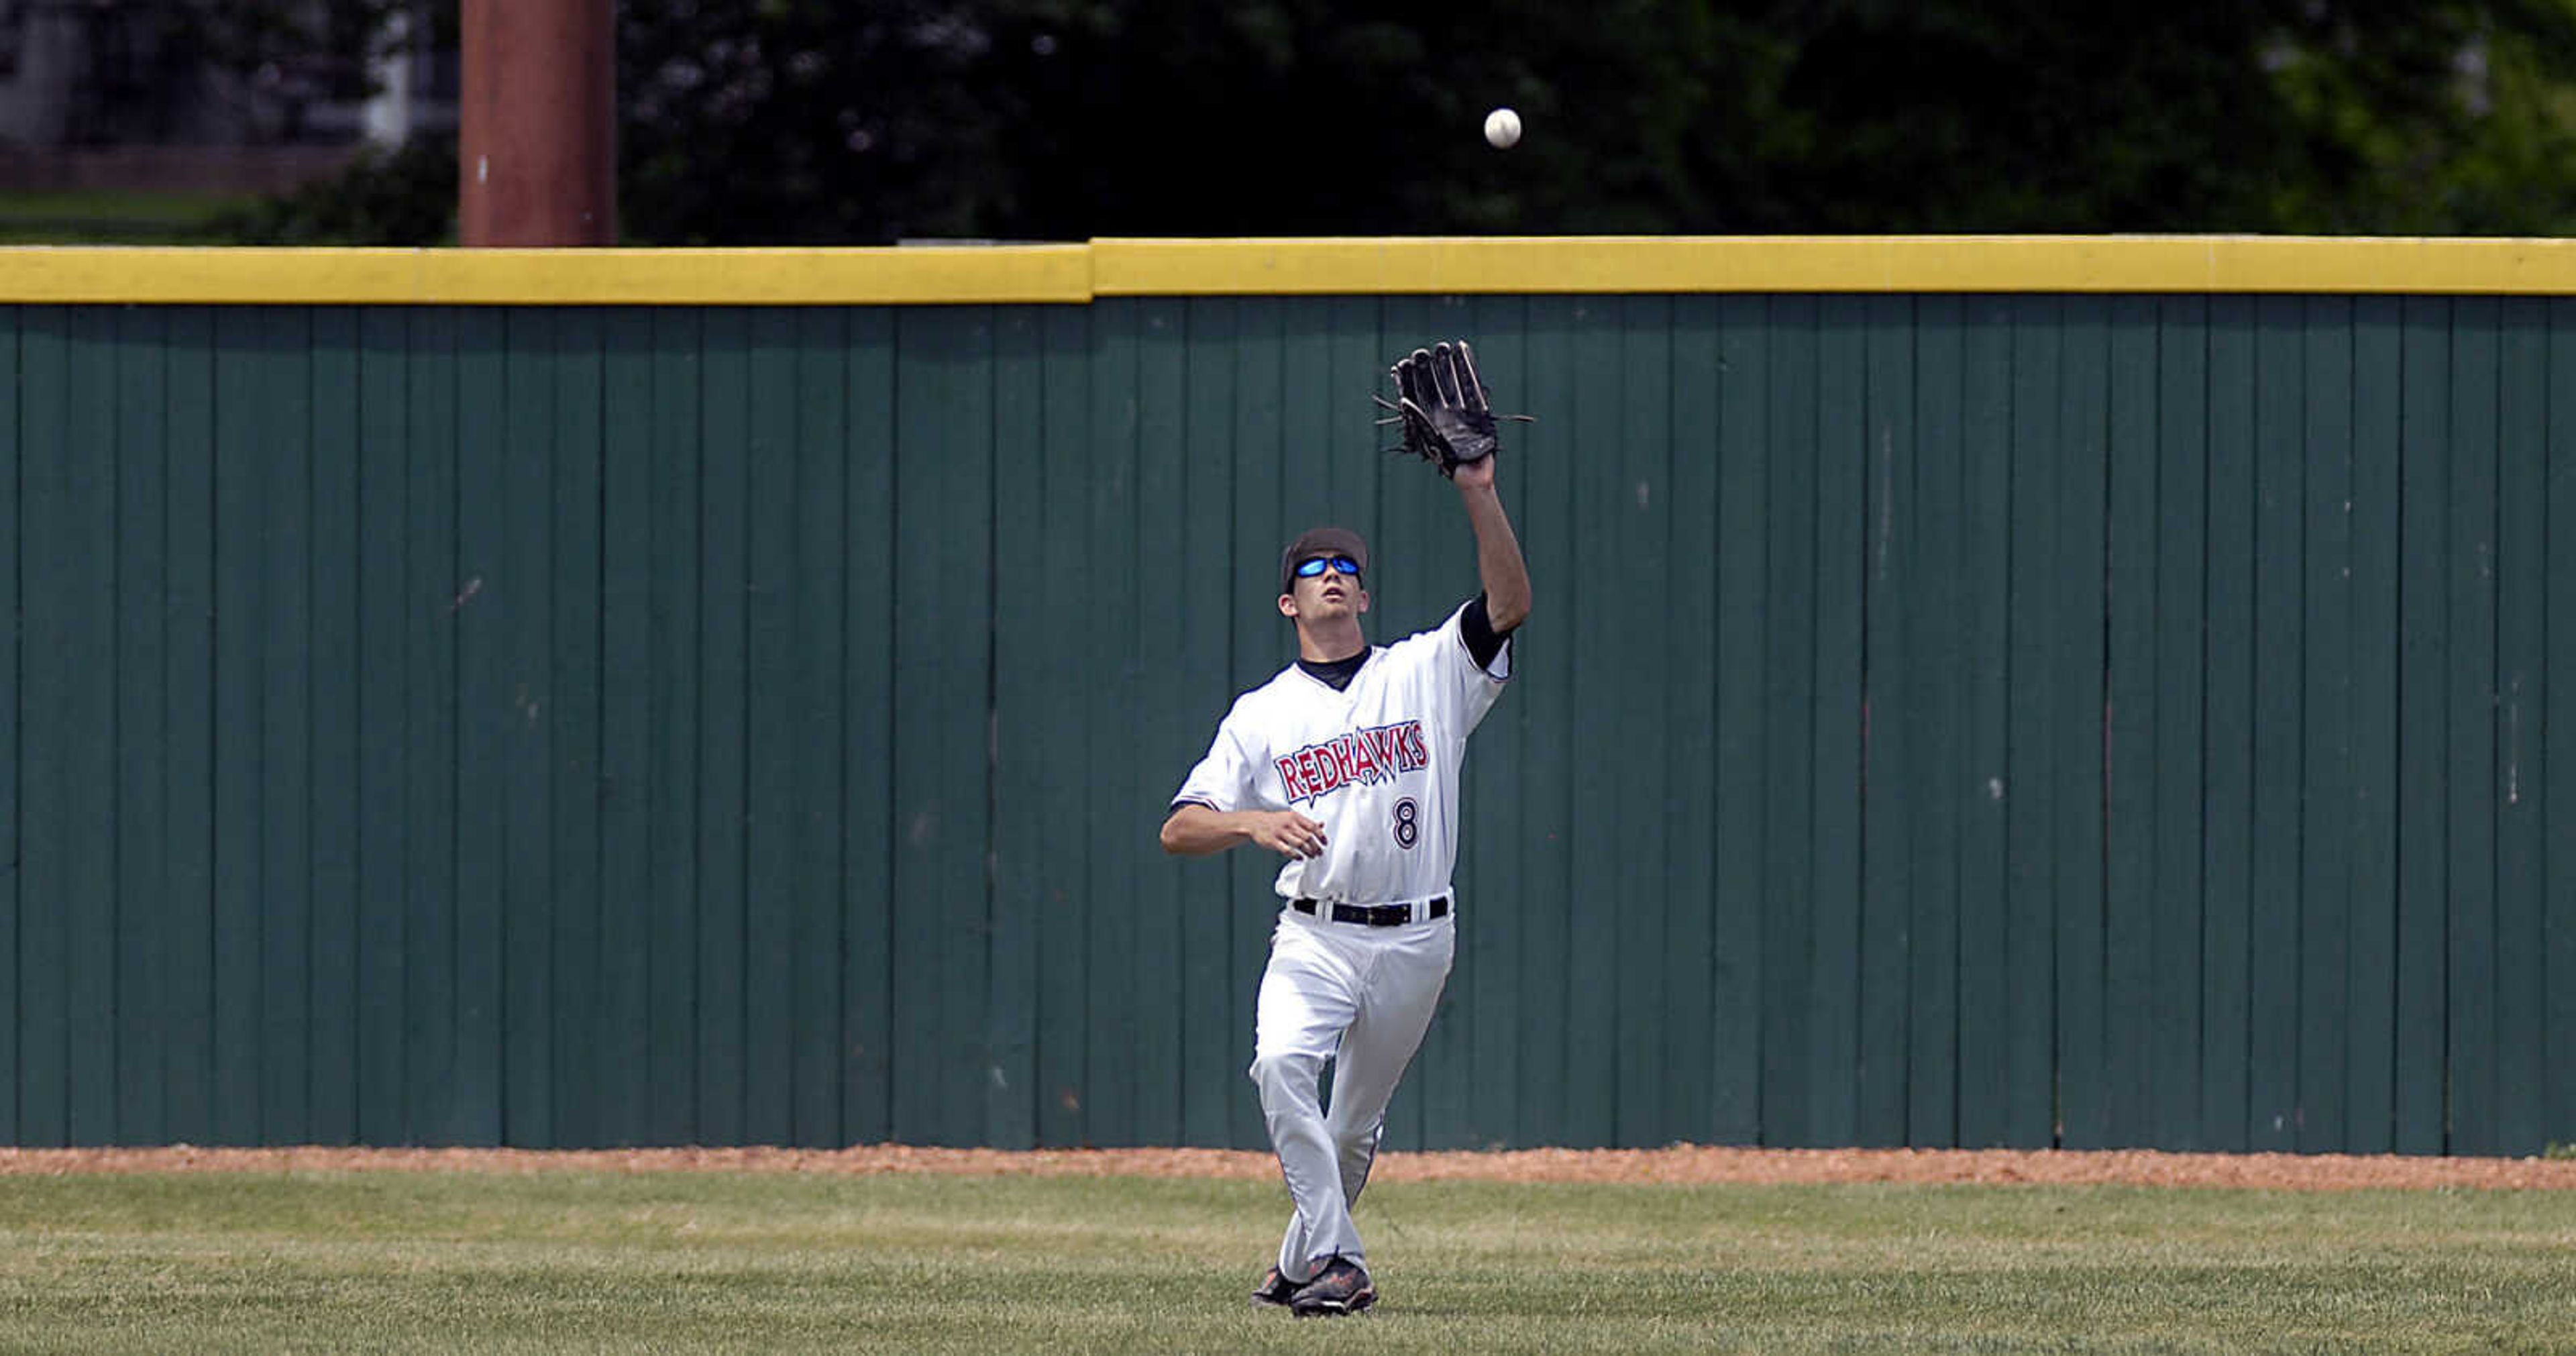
[1273,721,1429,806]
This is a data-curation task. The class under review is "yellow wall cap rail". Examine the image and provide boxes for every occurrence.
[0,245,1095,305]
[1097,235,2576,297]
[6,236,2576,303]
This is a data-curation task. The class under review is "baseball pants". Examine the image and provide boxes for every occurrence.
[1248,905,1456,1280]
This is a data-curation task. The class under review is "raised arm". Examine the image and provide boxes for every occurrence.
[1385,340,1532,632]
[1452,456,1530,632]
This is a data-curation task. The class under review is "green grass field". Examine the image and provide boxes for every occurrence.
[0,190,256,244]
[0,1169,2569,1353]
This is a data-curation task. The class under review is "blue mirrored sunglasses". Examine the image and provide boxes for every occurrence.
[1295,555,1363,579]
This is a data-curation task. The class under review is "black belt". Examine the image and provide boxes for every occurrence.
[1292,896,1449,927]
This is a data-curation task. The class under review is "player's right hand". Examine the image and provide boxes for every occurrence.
[1250,811,1329,859]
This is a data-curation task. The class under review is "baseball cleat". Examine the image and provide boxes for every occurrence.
[1287,1256,1376,1317]
[1250,1265,1301,1308]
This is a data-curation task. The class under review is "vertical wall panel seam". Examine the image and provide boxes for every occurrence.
[2294,311,2312,1149]
[2520,311,2538,1151]
[2099,310,2118,1140]
[1138,305,1159,1139]
[1219,313,1239,1149]
[2482,313,2506,1153]
[2439,299,2454,1155]
[2365,304,2386,1151]
[288,312,305,1141]
[2225,300,2246,1159]
[239,309,264,1147]
[301,313,320,1141]
[984,322,1005,1142]
[830,309,853,1148]
[184,308,206,1149]
[395,309,413,1144]
[821,311,845,1146]
[2440,302,2456,1152]
[361,310,387,1142]
[2284,303,2306,1149]
[1939,308,1962,1147]
[690,321,708,1139]
[1853,302,1874,1137]
[1709,300,1732,1143]
[2192,310,2212,1146]
[592,315,610,1145]
[106,319,123,1144]
[2038,301,2062,1148]
[881,310,902,1143]
[1654,301,1679,1145]
[1695,304,1713,1141]
[734,317,753,1142]
[1957,301,1978,1147]
[8,305,17,1139]
[150,315,169,1140]
[1998,312,2018,1146]
[2427,299,2450,1153]
[327,311,344,1145]
[538,311,554,1145]
[2392,305,2410,1153]
[2093,312,2114,1145]
[201,313,219,1142]
[2540,315,2555,1153]
[2482,299,2507,1147]
[1819,304,1838,1145]
[1674,307,1699,1139]
[2194,311,2214,1144]
[2383,308,2406,1155]
[1904,298,1923,1143]
[449,311,467,1147]
[493,316,511,1143]
[2540,310,2551,1147]
[815,311,842,1147]
[745,315,763,1142]
[2356,301,2379,1152]
[2367,305,2394,1152]
[1937,305,1947,1149]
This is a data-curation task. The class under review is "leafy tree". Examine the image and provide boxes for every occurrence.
[1748,0,2576,233]
[233,0,2576,244]
[209,132,458,244]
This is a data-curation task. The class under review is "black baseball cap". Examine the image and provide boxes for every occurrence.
[1279,526,1369,594]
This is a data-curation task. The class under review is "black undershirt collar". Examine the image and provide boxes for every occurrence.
[1294,595,1513,692]
[1296,650,1370,691]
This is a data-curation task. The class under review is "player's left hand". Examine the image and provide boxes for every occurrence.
[1375,340,1528,480]
[1451,454,1496,490]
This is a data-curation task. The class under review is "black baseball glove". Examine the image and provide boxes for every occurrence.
[1374,340,1529,478]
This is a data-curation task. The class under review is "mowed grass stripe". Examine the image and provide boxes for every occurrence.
[0,1174,2569,1354]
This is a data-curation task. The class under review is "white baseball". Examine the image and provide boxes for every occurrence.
[1483,107,1521,150]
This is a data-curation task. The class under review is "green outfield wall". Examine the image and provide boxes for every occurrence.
[2,240,2571,1155]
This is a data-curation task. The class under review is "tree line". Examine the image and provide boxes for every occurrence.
[227,0,2576,243]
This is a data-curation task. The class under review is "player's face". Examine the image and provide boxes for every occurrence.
[1282,554,1366,621]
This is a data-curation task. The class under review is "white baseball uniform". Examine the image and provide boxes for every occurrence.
[1171,598,1512,1280]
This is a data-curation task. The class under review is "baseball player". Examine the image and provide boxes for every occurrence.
[1159,341,1529,1318]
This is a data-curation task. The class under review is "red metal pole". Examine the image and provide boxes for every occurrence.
[459,0,616,246]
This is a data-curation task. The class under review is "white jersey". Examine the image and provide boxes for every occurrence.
[1173,601,1512,904]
